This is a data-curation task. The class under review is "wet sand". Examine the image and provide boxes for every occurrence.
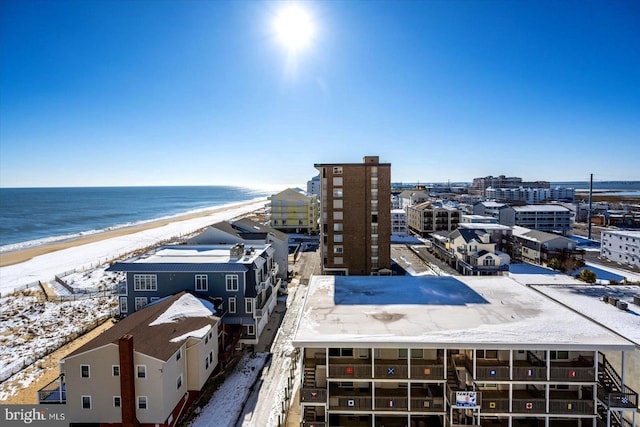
[0,199,265,268]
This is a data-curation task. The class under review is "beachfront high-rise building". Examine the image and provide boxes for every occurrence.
[315,155,391,275]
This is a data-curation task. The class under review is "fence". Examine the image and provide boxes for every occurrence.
[0,281,41,299]
[277,348,300,427]
[0,308,119,383]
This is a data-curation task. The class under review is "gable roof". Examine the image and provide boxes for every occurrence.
[233,218,288,241]
[451,228,486,244]
[65,292,220,362]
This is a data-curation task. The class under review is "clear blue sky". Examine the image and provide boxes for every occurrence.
[1,0,639,188]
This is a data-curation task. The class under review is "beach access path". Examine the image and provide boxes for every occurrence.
[0,199,268,295]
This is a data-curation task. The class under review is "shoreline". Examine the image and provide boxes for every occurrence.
[0,199,266,268]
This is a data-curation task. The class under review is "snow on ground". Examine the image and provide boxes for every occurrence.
[584,261,640,282]
[0,200,265,398]
[0,200,268,294]
[189,352,268,427]
[0,288,118,385]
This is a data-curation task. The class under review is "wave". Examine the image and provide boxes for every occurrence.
[0,197,266,254]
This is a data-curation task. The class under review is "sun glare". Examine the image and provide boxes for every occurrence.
[273,5,314,52]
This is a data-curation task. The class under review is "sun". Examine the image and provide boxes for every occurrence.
[273,5,315,52]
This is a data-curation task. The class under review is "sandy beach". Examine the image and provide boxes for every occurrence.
[0,199,266,268]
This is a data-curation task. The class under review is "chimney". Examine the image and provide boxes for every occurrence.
[118,334,140,427]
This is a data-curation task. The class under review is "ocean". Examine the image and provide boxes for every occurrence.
[0,186,275,252]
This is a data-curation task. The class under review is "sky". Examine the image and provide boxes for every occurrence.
[1,0,639,188]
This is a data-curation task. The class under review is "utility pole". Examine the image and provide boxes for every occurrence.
[587,173,593,240]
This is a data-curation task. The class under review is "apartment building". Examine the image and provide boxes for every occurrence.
[397,189,431,210]
[601,230,640,268]
[470,175,550,196]
[391,209,408,236]
[308,175,321,196]
[293,275,638,427]
[187,218,289,281]
[269,187,319,234]
[511,226,578,266]
[107,243,281,346]
[407,202,461,237]
[485,187,575,204]
[511,205,572,234]
[315,156,391,275]
[39,292,222,426]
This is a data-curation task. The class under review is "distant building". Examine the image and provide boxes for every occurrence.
[107,244,281,346]
[40,292,223,426]
[601,230,640,268]
[391,209,408,236]
[511,226,578,265]
[269,187,319,234]
[397,188,430,210]
[474,203,572,234]
[470,175,550,196]
[307,174,320,196]
[407,201,460,237]
[315,155,391,275]
[293,275,637,427]
[432,227,510,275]
[186,218,288,281]
[460,214,497,224]
[485,187,575,204]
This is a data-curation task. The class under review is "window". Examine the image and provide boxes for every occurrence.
[333,223,343,231]
[483,257,496,266]
[205,357,210,369]
[334,200,343,209]
[333,189,343,198]
[550,351,569,360]
[228,297,236,313]
[112,365,120,377]
[244,324,255,336]
[245,298,254,314]
[81,395,91,409]
[137,365,146,379]
[334,257,343,265]
[81,365,90,378]
[333,177,343,186]
[176,348,182,361]
[135,297,148,311]
[119,297,128,313]
[133,274,157,291]
[477,350,498,359]
[226,275,239,292]
[177,375,183,390]
[334,246,343,254]
[333,166,343,174]
[113,396,121,408]
[334,234,343,243]
[138,396,148,410]
[334,211,343,220]
[329,348,353,357]
[195,274,208,291]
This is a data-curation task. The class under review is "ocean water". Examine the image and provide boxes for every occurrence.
[0,186,275,251]
[551,181,640,192]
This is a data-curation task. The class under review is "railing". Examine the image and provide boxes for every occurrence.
[300,388,327,404]
[608,391,638,409]
[328,396,372,410]
[476,365,509,380]
[482,397,510,413]
[410,396,445,412]
[410,364,444,380]
[374,363,408,379]
[550,366,595,382]
[512,398,546,413]
[374,397,408,411]
[328,363,371,379]
[513,366,547,380]
[37,376,66,404]
[549,399,594,415]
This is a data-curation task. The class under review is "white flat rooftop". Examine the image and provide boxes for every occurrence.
[533,284,640,346]
[293,275,635,351]
[138,245,267,264]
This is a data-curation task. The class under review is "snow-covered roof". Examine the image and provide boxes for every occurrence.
[65,291,220,361]
[512,204,570,212]
[292,275,635,351]
[601,230,640,239]
[532,285,640,347]
[458,223,512,231]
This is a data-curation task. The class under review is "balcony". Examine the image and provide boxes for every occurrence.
[328,395,372,411]
[328,358,372,379]
[38,375,66,404]
[475,363,510,381]
[549,398,594,415]
[300,387,327,404]
[410,361,445,380]
[550,366,595,382]
[374,360,408,379]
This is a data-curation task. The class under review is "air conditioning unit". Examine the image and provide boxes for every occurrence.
[634,295,640,306]
[616,301,628,311]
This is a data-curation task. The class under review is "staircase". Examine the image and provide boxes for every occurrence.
[304,366,316,387]
[447,358,460,391]
[596,352,638,427]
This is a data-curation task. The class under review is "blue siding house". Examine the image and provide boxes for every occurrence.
[107,243,281,346]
